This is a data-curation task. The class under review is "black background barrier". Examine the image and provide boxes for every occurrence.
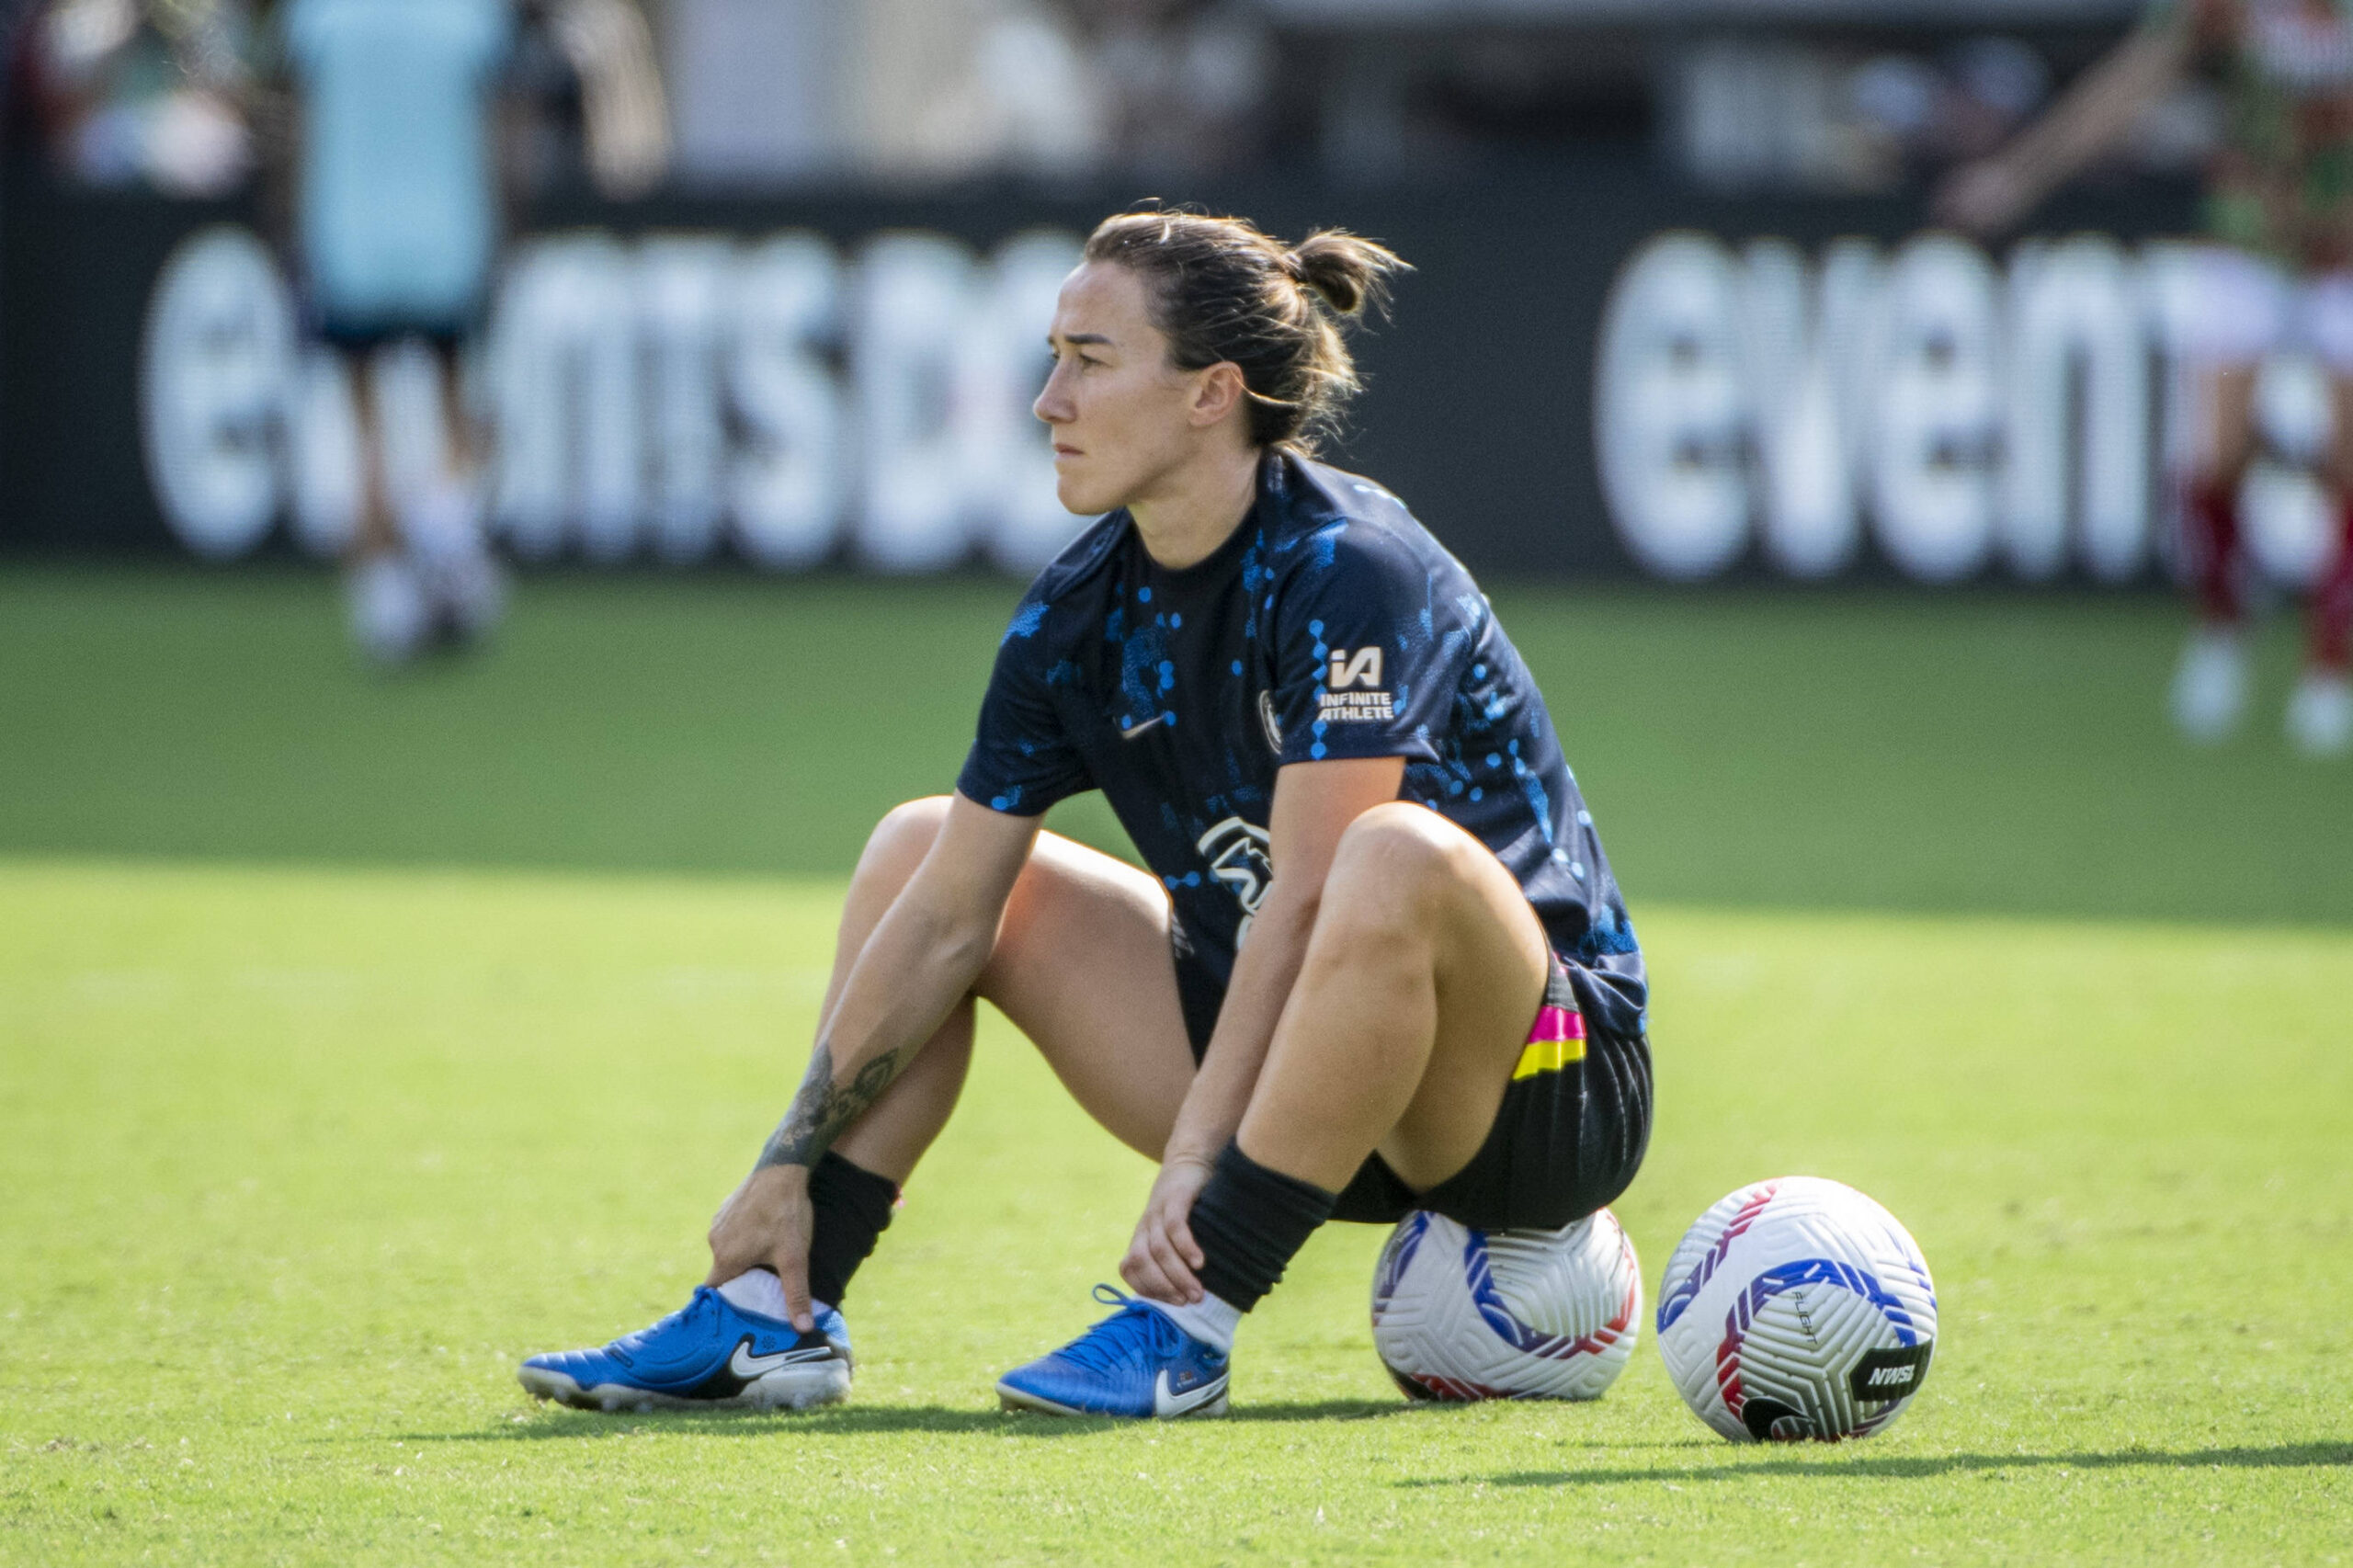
[0,165,2197,577]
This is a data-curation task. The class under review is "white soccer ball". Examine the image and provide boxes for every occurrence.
[1370,1209,1641,1402]
[1656,1176,1938,1442]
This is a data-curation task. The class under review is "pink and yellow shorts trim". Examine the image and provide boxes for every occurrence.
[1513,994,1586,1081]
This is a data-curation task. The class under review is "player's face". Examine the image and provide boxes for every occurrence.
[1035,262,1219,515]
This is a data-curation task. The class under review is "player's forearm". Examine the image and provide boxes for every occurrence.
[1995,28,2186,205]
[1163,886,1320,1169]
[752,892,995,1174]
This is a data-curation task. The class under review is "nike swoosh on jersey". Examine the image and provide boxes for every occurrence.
[1121,715,1167,740]
[1153,1369,1228,1417]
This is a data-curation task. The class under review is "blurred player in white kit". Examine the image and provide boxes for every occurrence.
[282,0,514,664]
[1943,0,2353,756]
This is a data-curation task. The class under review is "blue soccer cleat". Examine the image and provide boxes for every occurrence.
[517,1286,851,1412]
[996,1286,1230,1418]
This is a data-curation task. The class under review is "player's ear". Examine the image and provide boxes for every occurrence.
[1188,361,1249,428]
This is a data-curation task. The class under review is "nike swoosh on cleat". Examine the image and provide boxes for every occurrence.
[1120,715,1166,740]
[729,1341,808,1379]
[1153,1369,1228,1417]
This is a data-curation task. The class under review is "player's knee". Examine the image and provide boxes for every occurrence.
[1323,803,1467,933]
[857,796,953,888]
[870,794,953,848]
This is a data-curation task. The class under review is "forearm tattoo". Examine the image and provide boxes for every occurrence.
[753,1040,909,1172]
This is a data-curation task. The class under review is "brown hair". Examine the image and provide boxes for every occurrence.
[1082,208,1410,451]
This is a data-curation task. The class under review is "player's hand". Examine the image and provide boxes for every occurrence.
[1122,1154,1212,1304]
[705,1165,818,1330]
[1933,158,2031,239]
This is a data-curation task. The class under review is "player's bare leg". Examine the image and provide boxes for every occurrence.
[2175,363,2261,740]
[342,347,431,664]
[436,347,473,479]
[349,350,398,560]
[1235,802,1549,1195]
[521,795,1200,1411]
[702,793,1198,1318]
[2287,375,2353,756]
[995,805,1562,1418]
[402,343,505,647]
[822,795,1199,1181]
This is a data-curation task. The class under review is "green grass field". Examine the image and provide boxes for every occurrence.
[3,567,2349,1563]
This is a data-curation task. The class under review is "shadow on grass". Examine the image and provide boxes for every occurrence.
[1398,1442,2353,1489]
[409,1398,1407,1443]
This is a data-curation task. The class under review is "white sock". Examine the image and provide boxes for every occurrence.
[1146,1292,1242,1354]
[715,1269,829,1325]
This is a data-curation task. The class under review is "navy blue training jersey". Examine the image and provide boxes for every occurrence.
[956,451,1645,1039]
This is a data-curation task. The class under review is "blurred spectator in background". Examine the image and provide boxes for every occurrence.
[269,0,666,665]
[855,0,1270,183]
[661,0,852,183]
[279,0,516,664]
[1938,0,2353,758]
[17,0,257,195]
[1674,33,2062,193]
[510,0,667,199]
[1063,0,1273,176]
[861,0,1106,180]
[1846,37,2052,177]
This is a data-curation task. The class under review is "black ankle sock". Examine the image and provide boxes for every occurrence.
[1187,1141,1338,1313]
[802,1151,899,1307]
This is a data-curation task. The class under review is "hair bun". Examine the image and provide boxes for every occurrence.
[1081,208,1411,451]
[1284,230,1408,319]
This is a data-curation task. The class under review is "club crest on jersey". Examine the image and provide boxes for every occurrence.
[1198,816,1273,919]
[1321,647,1394,722]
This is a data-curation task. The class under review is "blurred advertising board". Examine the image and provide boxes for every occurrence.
[13,166,2330,586]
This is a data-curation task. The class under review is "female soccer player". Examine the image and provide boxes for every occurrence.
[519,210,1652,1418]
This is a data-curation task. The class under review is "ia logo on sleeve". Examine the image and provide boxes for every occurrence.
[1329,647,1383,688]
[1321,648,1394,722]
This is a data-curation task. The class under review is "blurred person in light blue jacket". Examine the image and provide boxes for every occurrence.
[284,0,514,664]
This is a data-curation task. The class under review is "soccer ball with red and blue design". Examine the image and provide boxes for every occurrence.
[1656,1176,1938,1442]
[1369,1208,1641,1402]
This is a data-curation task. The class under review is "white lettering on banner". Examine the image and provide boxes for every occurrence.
[976,232,1090,573]
[2135,241,2333,585]
[856,232,979,572]
[2003,236,2147,582]
[286,347,359,556]
[729,233,842,568]
[640,234,735,563]
[141,222,2337,585]
[1596,231,2336,586]
[1870,234,2000,584]
[1735,237,1875,578]
[491,234,641,561]
[372,340,455,518]
[137,223,1088,570]
[1594,232,1749,580]
[139,225,294,559]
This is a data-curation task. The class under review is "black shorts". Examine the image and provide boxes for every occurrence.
[1172,943,1652,1233]
[316,317,473,353]
[308,289,483,354]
